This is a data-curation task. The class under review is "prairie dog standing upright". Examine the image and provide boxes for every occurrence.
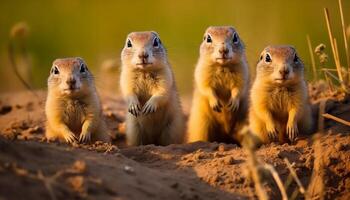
[45,57,110,144]
[249,46,312,144]
[187,26,250,143]
[120,31,185,146]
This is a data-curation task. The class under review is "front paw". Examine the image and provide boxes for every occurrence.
[63,131,77,144]
[286,123,298,142]
[79,132,91,143]
[128,101,141,117]
[266,122,277,141]
[142,100,158,115]
[209,98,222,113]
[227,98,240,112]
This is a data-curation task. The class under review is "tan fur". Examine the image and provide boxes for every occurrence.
[249,46,312,144]
[120,31,185,146]
[187,26,250,143]
[45,57,110,144]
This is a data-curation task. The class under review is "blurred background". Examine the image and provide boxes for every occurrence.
[0,0,349,95]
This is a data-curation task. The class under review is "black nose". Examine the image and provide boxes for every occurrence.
[279,69,290,77]
[219,47,229,55]
[66,78,76,86]
[138,52,149,59]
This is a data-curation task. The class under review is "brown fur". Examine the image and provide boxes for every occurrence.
[45,57,109,144]
[187,26,250,143]
[120,31,185,146]
[249,46,312,144]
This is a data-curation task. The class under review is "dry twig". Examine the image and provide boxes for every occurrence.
[261,164,288,200]
[284,159,306,195]
[322,113,350,126]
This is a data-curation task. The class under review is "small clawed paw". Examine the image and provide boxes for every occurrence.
[266,124,277,141]
[210,100,222,113]
[287,124,298,142]
[227,98,240,112]
[128,103,141,117]
[79,132,91,143]
[142,101,157,115]
[64,132,77,144]
[267,130,277,141]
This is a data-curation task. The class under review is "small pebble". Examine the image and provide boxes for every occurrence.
[124,165,135,174]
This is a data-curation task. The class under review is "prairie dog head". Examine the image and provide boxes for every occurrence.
[48,57,93,96]
[256,46,304,85]
[121,31,167,70]
[200,26,245,65]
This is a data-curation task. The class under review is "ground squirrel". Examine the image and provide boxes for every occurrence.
[187,26,250,143]
[120,31,185,146]
[249,46,312,144]
[45,57,110,144]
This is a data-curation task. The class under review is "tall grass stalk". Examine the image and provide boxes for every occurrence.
[338,0,350,73]
[307,35,317,80]
[324,8,346,91]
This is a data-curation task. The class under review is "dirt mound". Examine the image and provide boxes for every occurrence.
[0,90,350,199]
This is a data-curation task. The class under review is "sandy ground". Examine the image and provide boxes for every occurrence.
[0,86,350,200]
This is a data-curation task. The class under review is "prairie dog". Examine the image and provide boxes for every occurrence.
[187,26,250,143]
[249,46,312,144]
[120,31,185,146]
[45,57,110,144]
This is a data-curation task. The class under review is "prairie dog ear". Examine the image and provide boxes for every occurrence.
[76,57,88,72]
[264,46,271,52]
[151,31,160,38]
[289,46,296,51]
[228,26,236,34]
[205,26,214,33]
[76,57,85,63]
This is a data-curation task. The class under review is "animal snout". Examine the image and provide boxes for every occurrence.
[138,52,149,59]
[279,68,290,78]
[219,47,229,55]
[137,51,150,64]
[66,77,76,87]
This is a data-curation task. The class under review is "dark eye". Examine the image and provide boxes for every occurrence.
[52,66,59,75]
[127,39,132,48]
[206,34,212,43]
[232,32,239,44]
[153,37,160,47]
[265,53,272,63]
[80,63,86,73]
[294,54,299,63]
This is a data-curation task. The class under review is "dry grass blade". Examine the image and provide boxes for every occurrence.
[283,159,306,195]
[307,35,317,80]
[324,8,346,91]
[290,188,299,200]
[245,149,268,200]
[261,164,288,200]
[318,100,327,133]
[283,173,293,192]
[241,131,268,200]
[334,38,340,64]
[307,133,325,200]
[321,68,338,72]
[7,42,39,99]
[37,171,57,200]
[323,71,335,92]
[338,0,350,72]
[322,69,342,84]
[322,113,350,126]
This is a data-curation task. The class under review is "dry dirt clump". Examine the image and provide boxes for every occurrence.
[0,89,350,199]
